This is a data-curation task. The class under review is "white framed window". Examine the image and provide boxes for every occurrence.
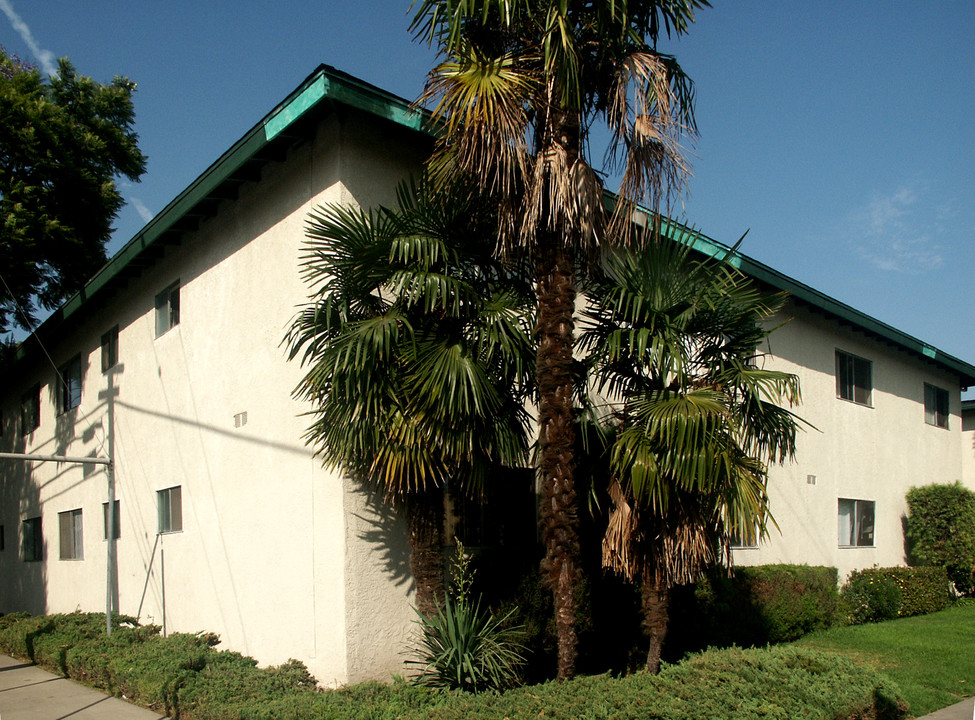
[730,524,760,549]
[157,486,182,534]
[21,384,40,436]
[21,516,42,561]
[103,500,121,540]
[924,383,949,429]
[836,350,872,406]
[58,355,82,413]
[59,509,84,560]
[155,281,180,337]
[838,498,875,547]
[101,326,119,373]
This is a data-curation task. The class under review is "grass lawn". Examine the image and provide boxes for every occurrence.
[793,602,975,717]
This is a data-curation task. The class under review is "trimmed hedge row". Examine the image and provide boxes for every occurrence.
[0,611,908,720]
[839,566,952,625]
[668,564,838,655]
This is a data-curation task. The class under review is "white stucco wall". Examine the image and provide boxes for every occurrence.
[963,405,975,489]
[732,301,966,581]
[0,109,425,685]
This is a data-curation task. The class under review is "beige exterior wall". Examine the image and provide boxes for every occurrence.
[732,301,967,581]
[963,404,975,488]
[0,110,425,685]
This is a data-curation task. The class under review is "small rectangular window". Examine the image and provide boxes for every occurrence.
[58,509,84,560]
[838,498,875,547]
[836,350,872,406]
[101,326,119,373]
[21,384,40,436]
[155,281,180,337]
[924,383,949,428]
[103,500,121,540]
[21,516,42,561]
[58,355,82,413]
[1,524,5,551]
[730,523,759,549]
[157,486,182,534]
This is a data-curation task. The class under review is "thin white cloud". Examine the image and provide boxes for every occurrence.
[0,0,57,77]
[129,196,154,224]
[851,184,944,274]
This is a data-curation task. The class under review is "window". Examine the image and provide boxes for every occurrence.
[103,500,121,540]
[157,486,182,534]
[21,384,40,436]
[58,355,82,413]
[924,383,949,428]
[1,524,5,551]
[155,281,180,337]
[730,524,760,549]
[838,498,875,547]
[21,516,42,561]
[58,509,84,560]
[836,350,872,406]
[101,326,119,372]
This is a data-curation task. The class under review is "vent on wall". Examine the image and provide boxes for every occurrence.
[807,474,817,485]
[234,411,248,428]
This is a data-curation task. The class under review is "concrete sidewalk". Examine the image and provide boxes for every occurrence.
[0,654,167,720]
[1,652,971,720]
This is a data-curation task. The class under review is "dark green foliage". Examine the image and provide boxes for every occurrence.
[840,567,951,625]
[410,646,907,720]
[667,565,838,656]
[906,482,975,595]
[0,50,146,333]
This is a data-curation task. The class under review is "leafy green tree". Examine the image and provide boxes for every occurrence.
[0,50,146,333]
[285,178,534,615]
[411,0,705,678]
[906,482,975,596]
[581,230,802,672]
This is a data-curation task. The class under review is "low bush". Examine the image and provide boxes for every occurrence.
[839,566,951,624]
[668,564,838,656]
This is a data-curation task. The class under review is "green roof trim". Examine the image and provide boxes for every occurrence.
[16,65,975,389]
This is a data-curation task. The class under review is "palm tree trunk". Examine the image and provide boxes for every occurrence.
[536,231,581,680]
[641,574,670,674]
[406,486,446,617]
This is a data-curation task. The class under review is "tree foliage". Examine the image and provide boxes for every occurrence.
[905,482,975,595]
[0,49,146,333]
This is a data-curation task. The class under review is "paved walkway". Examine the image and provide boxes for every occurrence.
[0,654,166,720]
[1,652,971,719]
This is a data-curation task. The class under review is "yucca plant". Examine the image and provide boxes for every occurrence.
[408,543,526,693]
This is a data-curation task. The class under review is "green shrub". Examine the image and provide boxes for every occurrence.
[906,482,975,595]
[406,646,907,720]
[840,566,951,624]
[668,564,838,655]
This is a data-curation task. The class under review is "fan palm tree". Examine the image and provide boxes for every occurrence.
[581,228,803,672]
[411,0,706,679]
[285,177,535,616]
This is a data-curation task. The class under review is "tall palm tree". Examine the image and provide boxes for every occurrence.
[581,228,803,672]
[285,178,535,616]
[410,0,706,679]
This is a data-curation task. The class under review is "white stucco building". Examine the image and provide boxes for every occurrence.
[2,66,974,683]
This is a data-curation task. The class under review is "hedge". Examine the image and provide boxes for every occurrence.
[668,564,838,655]
[0,611,909,720]
[905,482,975,595]
[840,566,952,625]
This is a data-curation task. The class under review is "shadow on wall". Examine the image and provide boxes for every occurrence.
[0,408,48,616]
[351,484,413,592]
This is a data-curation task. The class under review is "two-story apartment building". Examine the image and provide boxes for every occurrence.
[2,65,973,684]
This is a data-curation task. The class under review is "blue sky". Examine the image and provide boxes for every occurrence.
[3,1,974,393]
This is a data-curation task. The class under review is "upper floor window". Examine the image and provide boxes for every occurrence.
[924,383,949,429]
[101,325,119,372]
[836,350,872,406]
[58,509,84,560]
[155,281,180,337]
[157,485,183,534]
[58,355,82,413]
[21,516,42,561]
[838,498,875,547]
[20,384,40,436]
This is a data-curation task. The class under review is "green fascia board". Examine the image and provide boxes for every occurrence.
[962,399,975,412]
[16,65,975,389]
[16,65,428,363]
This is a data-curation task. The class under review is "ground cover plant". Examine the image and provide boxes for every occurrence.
[795,601,975,716]
[0,611,909,719]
